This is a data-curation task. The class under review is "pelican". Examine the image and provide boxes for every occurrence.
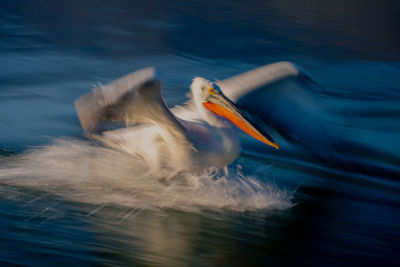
[74,62,302,169]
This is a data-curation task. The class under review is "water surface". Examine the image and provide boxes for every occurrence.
[0,0,399,266]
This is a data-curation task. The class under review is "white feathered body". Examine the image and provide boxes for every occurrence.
[97,100,240,170]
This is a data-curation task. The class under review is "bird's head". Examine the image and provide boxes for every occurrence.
[190,77,279,149]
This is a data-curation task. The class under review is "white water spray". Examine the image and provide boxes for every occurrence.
[0,138,293,212]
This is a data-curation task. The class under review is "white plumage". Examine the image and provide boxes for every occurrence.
[74,62,300,169]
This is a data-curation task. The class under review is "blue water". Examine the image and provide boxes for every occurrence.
[0,0,399,266]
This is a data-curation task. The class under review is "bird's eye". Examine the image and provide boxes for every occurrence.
[208,87,216,94]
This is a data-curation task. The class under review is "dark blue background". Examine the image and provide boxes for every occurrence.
[0,1,399,266]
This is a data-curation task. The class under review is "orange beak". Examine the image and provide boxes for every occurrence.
[203,101,279,149]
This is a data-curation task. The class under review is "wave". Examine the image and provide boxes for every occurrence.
[0,138,293,212]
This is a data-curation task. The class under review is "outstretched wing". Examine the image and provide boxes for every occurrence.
[74,67,187,138]
[215,61,325,150]
[215,61,319,102]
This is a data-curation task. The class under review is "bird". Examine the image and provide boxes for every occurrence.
[74,62,304,170]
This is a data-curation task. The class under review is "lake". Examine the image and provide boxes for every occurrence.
[0,0,399,266]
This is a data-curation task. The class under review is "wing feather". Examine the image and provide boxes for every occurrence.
[216,61,315,102]
[74,67,186,139]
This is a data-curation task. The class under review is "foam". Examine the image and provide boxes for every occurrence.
[0,138,293,212]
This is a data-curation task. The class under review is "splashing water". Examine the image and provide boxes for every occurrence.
[0,138,293,213]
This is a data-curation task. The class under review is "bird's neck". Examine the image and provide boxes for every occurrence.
[191,78,229,128]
